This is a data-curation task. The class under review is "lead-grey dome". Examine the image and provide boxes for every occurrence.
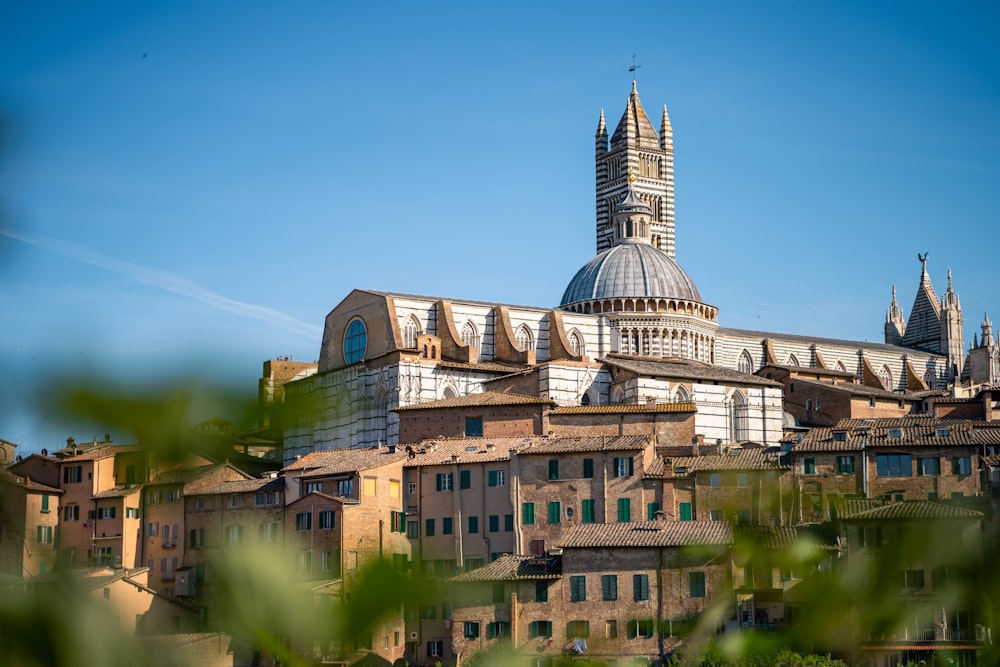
[560,242,702,306]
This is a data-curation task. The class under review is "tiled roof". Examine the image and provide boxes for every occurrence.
[436,360,528,374]
[148,465,219,486]
[717,327,946,357]
[393,391,552,411]
[839,498,886,517]
[794,418,999,452]
[452,554,562,582]
[840,500,984,521]
[735,525,840,551]
[0,471,61,493]
[560,520,732,549]
[667,448,784,473]
[602,355,781,388]
[402,438,525,467]
[59,444,144,462]
[283,447,408,474]
[983,454,1000,467]
[788,377,936,401]
[519,434,651,455]
[552,402,696,415]
[94,485,142,499]
[193,476,284,496]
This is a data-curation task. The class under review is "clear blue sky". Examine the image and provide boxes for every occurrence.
[2,2,998,452]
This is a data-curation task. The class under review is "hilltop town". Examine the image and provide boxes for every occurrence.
[3,83,998,667]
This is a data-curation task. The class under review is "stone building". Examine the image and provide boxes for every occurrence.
[0,470,61,577]
[280,81,979,464]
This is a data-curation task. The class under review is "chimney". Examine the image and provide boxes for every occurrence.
[486,444,496,453]
[645,396,658,411]
[691,434,703,456]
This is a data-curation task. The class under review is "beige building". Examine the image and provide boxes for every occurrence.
[0,470,61,577]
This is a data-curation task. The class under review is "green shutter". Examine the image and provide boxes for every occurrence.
[548,460,559,480]
[648,502,661,520]
[488,470,498,487]
[41,494,49,512]
[548,501,561,524]
[618,498,631,522]
[679,502,692,521]
[522,503,534,525]
[460,470,471,489]
[583,458,593,478]
[581,499,595,523]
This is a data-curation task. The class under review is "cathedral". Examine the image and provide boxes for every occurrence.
[282,82,997,463]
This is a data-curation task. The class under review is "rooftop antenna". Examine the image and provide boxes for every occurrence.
[629,54,642,82]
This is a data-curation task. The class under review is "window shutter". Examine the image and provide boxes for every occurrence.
[488,470,497,487]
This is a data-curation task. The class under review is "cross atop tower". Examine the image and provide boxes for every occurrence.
[629,54,642,81]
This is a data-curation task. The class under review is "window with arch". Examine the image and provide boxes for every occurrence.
[442,386,458,400]
[402,316,420,349]
[568,329,584,356]
[730,391,750,442]
[344,319,367,365]
[461,321,478,348]
[738,350,754,374]
[515,325,535,351]
[673,385,690,402]
[787,354,800,367]
[879,365,893,390]
[580,393,591,407]
[836,361,847,373]
[923,369,937,389]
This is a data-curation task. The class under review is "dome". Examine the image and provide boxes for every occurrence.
[560,242,702,307]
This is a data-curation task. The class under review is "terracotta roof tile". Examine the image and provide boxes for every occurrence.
[402,438,525,467]
[192,477,285,496]
[283,448,408,474]
[93,485,142,499]
[452,554,562,582]
[602,355,781,388]
[840,500,983,521]
[519,434,650,455]
[794,418,1000,452]
[667,448,784,473]
[552,402,696,415]
[560,520,732,549]
[0,471,62,493]
[394,391,552,411]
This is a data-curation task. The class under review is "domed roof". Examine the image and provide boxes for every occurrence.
[560,242,702,306]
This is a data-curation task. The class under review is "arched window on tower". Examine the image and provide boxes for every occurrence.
[879,365,893,390]
[515,325,535,351]
[738,350,754,374]
[402,316,420,349]
[730,390,750,443]
[568,329,584,356]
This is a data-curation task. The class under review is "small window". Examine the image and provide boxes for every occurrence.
[548,460,559,480]
[581,499,595,524]
[442,517,453,535]
[737,473,748,488]
[710,473,721,488]
[689,571,706,598]
[613,456,634,478]
[601,575,618,601]
[837,456,856,474]
[917,457,940,476]
[548,502,561,525]
[522,503,535,525]
[436,473,453,492]
[804,458,816,474]
[648,502,661,521]
[424,519,435,537]
[570,575,587,602]
[459,470,471,489]
[463,622,480,639]
[488,470,505,487]
[936,427,951,437]
[633,574,650,601]
[833,431,847,442]
[678,502,692,521]
[566,620,590,638]
[465,417,483,437]
[617,498,631,523]
[488,515,499,533]
[468,516,479,534]
[295,513,312,531]
[888,428,903,438]
[535,580,548,602]
[529,620,552,638]
[583,458,594,478]
[952,457,972,476]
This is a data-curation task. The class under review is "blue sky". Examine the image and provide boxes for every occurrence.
[2,2,998,452]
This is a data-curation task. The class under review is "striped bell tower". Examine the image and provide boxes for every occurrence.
[595,81,675,257]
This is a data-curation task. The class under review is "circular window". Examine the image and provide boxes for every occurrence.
[343,319,367,365]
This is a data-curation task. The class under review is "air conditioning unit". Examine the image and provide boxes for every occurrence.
[409,632,418,640]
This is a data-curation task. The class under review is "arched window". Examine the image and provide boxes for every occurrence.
[442,386,458,400]
[402,316,420,349]
[461,321,478,348]
[344,319,367,365]
[836,361,847,373]
[673,385,690,402]
[568,329,584,356]
[581,393,591,407]
[730,390,750,442]
[787,354,800,367]
[879,365,893,390]
[923,369,937,389]
[738,350,754,374]
[515,325,535,351]
[373,386,388,445]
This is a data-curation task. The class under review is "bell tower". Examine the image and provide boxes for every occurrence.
[595,82,675,257]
